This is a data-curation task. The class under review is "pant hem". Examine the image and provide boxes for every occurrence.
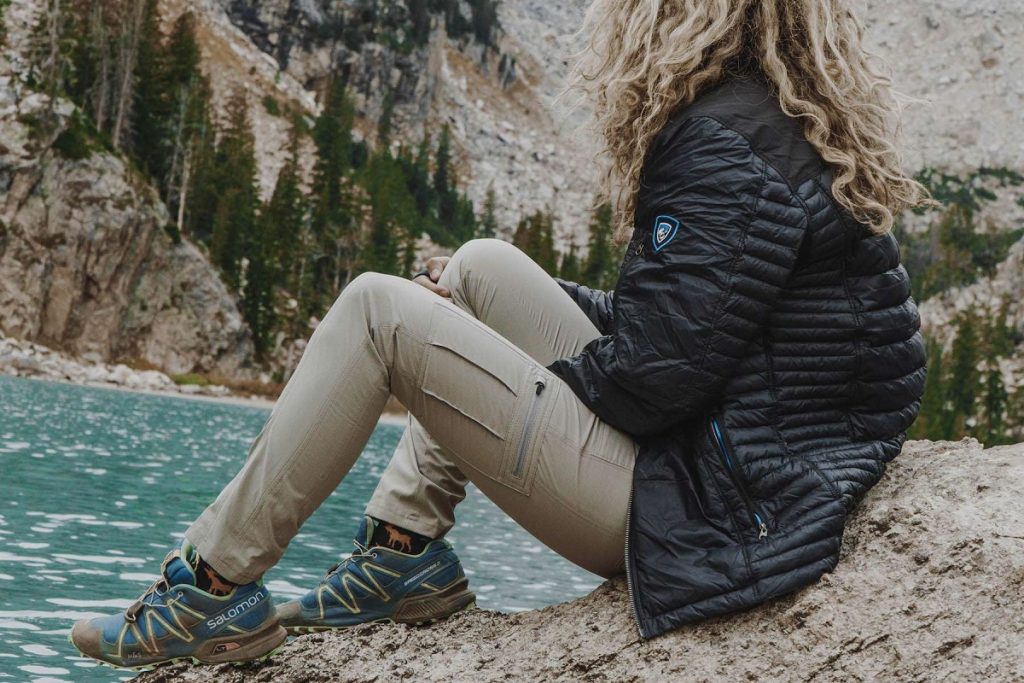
[185,521,264,585]
[363,503,450,539]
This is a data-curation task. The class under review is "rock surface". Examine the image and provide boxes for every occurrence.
[0,1,254,376]
[0,334,233,397]
[135,439,1024,682]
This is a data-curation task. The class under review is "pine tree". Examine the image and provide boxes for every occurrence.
[452,193,478,244]
[377,91,394,148]
[1007,386,1024,443]
[944,311,981,439]
[110,0,147,149]
[559,239,581,283]
[183,98,219,243]
[230,99,301,357]
[513,209,557,275]
[28,0,73,126]
[244,131,306,360]
[361,147,418,276]
[912,339,946,441]
[0,0,11,47]
[478,183,499,238]
[139,8,206,202]
[409,134,434,218]
[512,214,532,255]
[583,202,618,290]
[310,76,357,295]
[406,0,431,45]
[988,299,1016,358]
[241,227,277,358]
[131,0,168,176]
[534,209,557,275]
[262,126,305,285]
[433,124,458,237]
[979,367,1008,446]
[164,15,211,235]
[433,125,452,198]
[468,0,499,48]
[209,90,258,288]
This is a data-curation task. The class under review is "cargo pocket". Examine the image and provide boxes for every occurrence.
[498,371,552,495]
[420,302,547,494]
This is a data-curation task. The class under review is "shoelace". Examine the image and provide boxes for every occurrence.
[124,553,177,623]
[323,544,377,580]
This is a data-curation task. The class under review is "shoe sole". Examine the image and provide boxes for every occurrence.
[284,579,477,634]
[68,622,289,672]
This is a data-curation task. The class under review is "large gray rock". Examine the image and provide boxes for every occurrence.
[0,19,254,377]
[0,146,253,375]
[134,438,1024,682]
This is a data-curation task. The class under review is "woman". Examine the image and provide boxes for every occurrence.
[70,0,926,667]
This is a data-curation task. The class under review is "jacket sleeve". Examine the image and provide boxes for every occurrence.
[553,278,615,334]
[548,117,808,436]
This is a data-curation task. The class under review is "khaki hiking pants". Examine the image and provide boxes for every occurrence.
[187,239,637,583]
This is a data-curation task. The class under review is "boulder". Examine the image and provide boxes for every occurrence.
[0,12,254,379]
[134,439,1024,682]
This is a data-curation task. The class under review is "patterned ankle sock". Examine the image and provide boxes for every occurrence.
[368,517,432,555]
[183,542,238,596]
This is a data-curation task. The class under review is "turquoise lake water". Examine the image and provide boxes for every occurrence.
[0,375,601,682]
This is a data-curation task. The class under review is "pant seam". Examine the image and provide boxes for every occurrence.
[228,345,370,555]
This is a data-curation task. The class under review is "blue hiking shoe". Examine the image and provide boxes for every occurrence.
[69,541,287,670]
[277,517,475,633]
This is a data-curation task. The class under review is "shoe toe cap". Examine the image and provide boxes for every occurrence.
[274,599,304,627]
[69,619,104,660]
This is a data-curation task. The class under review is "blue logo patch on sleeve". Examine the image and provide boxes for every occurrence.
[652,215,681,252]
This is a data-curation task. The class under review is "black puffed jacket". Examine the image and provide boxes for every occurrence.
[550,76,926,638]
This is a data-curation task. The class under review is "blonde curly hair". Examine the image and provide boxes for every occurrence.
[568,0,930,243]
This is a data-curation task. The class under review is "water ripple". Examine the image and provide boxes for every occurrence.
[0,375,601,682]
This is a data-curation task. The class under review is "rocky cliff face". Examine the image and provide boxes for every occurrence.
[205,0,1024,237]
[0,1,253,375]
[134,438,1024,682]
[860,0,1023,172]
[187,0,1024,394]
[189,0,598,241]
[2,0,1023,382]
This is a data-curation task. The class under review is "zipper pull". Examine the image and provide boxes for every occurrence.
[535,380,546,395]
[754,512,768,539]
[635,242,644,256]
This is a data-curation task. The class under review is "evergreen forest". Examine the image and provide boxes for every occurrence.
[13,0,1024,444]
[21,0,620,361]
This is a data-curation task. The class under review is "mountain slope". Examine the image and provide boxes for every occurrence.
[1,0,1022,428]
[0,1,253,375]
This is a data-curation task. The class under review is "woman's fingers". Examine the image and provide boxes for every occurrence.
[426,256,451,282]
[413,274,451,298]
[415,255,452,297]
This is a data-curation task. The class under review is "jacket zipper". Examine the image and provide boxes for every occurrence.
[709,416,769,540]
[623,486,644,637]
[618,238,645,276]
[512,379,546,477]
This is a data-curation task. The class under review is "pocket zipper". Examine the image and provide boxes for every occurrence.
[512,379,546,478]
[709,416,769,540]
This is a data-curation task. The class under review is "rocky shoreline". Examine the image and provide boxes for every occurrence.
[135,438,1024,682]
[0,334,421,422]
[0,334,252,403]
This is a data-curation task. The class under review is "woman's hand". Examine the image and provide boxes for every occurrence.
[413,256,451,298]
